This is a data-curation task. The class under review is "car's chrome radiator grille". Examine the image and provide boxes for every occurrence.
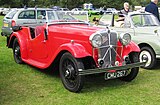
[98,32,118,68]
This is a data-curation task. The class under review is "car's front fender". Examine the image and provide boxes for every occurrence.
[58,43,92,58]
[120,41,140,57]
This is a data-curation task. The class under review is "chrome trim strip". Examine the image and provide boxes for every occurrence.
[156,55,160,58]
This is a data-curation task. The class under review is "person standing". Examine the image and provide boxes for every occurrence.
[145,0,159,21]
[117,2,131,22]
[120,2,131,15]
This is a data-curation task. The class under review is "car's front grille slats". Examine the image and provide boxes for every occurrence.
[98,32,118,68]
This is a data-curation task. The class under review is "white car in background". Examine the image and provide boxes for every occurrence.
[106,8,119,14]
[58,8,71,14]
[98,11,160,69]
[0,8,10,15]
[71,8,87,15]
[59,8,70,11]
[2,8,11,15]
[0,8,3,15]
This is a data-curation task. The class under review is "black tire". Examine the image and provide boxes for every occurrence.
[59,52,85,92]
[139,47,156,69]
[13,38,23,64]
[119,53,139,82]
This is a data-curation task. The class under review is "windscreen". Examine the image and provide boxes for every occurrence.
[46,11,89,24]
[5,9,17,19]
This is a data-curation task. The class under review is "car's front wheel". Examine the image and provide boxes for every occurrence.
[119,53,139,82]
[13,38,23,64]
[139,47,156,69]
[59,52,85,92]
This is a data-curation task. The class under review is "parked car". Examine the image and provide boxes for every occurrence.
[51,6,61,11]
[1,10,146,92]
[2,8,10,15]
[58,8,72,14]
[88,9,101,16]
[0,8,11,15]
[0,8,4,15]
[70,11,89,22]
[98,11,160,69]
[1,8,53,37]
[106,8,119,14]
[71,8,87,15]
[59,8,70,11]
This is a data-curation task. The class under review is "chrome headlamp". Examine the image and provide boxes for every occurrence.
[90,33,103,48]
[119,33,131,46]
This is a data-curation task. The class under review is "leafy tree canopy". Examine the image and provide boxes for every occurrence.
[0,0,159,10]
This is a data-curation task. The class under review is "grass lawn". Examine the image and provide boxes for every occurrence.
[0,16,160,105]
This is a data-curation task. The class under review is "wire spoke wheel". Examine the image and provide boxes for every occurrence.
[62,59,78,88]
[59,52,84,92]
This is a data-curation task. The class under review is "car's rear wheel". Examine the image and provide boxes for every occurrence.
[13,38,23,64]
[119,53,139,82]
[139,47,156,69]
[59,52,84,92]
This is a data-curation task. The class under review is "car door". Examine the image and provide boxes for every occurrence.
[130,14,157,43]
[28,26,49,61]
[16,10,37,27]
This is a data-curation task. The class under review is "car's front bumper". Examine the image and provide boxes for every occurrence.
[78,62,146,75]
[156,54,160,59]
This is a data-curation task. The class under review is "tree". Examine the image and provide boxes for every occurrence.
[0,0,159,9]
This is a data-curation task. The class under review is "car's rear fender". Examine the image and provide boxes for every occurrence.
[8,29,29,59]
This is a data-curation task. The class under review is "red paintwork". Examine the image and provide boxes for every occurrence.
[116,41,140,65]
[9,24,140,69]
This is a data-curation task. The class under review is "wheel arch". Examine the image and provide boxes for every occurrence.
[8,33,28,59]
[58,43,92,58]
[49,50,96,71]
[8,36,17,48]
[138,43,156,55]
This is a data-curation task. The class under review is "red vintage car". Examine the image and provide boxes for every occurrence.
[3,11,146,92]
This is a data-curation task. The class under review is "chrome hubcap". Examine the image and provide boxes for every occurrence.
[65,69,70,77]
[140,50,151,67]
[65,65,75,79]
[14,46,20,56]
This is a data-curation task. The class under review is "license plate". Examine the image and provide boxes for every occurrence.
[104,70,127,80]
[3,23,8,27]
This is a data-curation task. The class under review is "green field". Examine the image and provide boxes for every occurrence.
[0,16,160,105]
